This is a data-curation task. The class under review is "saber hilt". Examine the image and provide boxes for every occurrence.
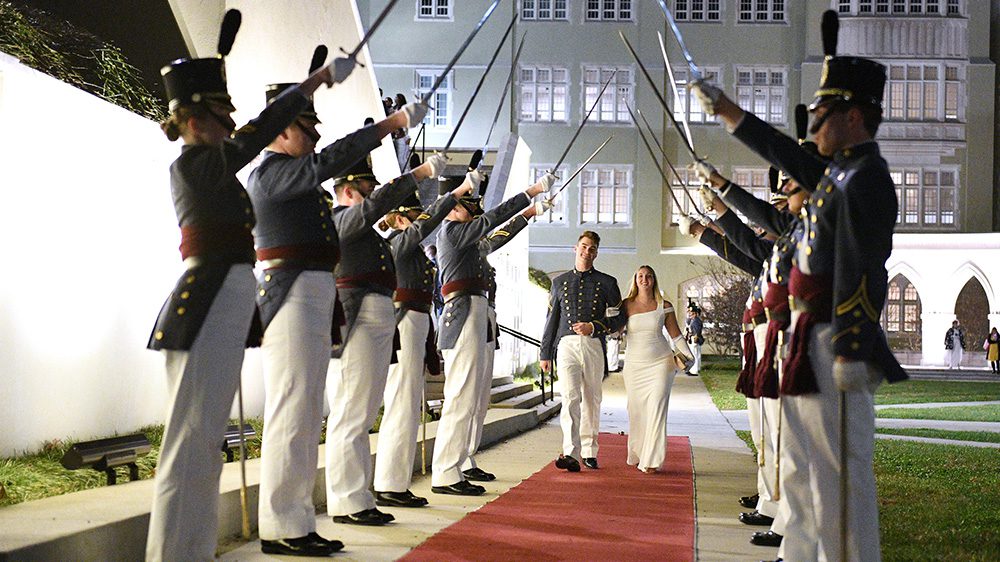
[443,15,518,154]
[421,0,504,105]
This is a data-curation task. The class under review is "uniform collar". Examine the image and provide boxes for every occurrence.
[832,140,879,164]
[574,267,594,277]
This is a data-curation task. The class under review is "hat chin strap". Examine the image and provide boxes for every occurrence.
[204,104,236,134]
[809,100,846,135]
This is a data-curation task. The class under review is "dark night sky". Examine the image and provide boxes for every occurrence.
[11,0,189,103]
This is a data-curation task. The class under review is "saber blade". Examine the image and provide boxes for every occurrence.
[482,31,528,159]
[443,15,518,154]
[421,0,504,105]
[553,71,616,171]
[346,0,402,60]
[625,102,685,213]
[654,0,702,81]
[658,31,695,154]
[549,135,614,200]
[635,106,703,215]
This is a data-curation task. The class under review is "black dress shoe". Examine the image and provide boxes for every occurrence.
[307,532,344,552]
[375,490,428,507]
[554,455,581,472]
[583,457,599,469]
[431,480,486,496]
[739,511,775,526]
[759,559,782,562]
[750,530,783,547]
[261,535,336,556]
[739,493,760,508]
[463,467,496,481]
[333,508,393,526]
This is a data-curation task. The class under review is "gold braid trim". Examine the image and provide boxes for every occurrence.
[832,320,866,342]
[835,274,879,321]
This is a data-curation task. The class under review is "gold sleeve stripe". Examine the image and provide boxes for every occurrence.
[835,274,879,321]
[832,321,866,342]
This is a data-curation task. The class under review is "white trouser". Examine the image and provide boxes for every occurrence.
[146,265,255,562]
[325,294,394,515]
[756,396,780,518]
[258,272,334,539]
[556,335,605,460]
[463,306,497,472]
[779,322,881,562]
[690,343,702,374]
[374,309,429,492]
[432,295,488,486]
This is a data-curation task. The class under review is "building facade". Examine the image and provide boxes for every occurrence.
[358,0,999,365]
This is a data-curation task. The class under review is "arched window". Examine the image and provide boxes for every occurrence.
[882,274,921,351]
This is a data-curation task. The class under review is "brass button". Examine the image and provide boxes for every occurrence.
[244,222,252,229]
[854,310,862,318]
[264,274,272,282]
[320,211,326,217]
[837,172,846,181]
[322,223,328,229]
[180,291,190,299]
[240,192,248,199]
[851,342,860,350]
[445,321,451,326]
[381,266,387,271]
[806,247,813,256]
[244,208,252,215]
[155,330,164,340]
[259,289,266,296]
[186,275,196,283]
[817,198,824,208]
[810,231,816,239]
[176,307,186,315]
[380,254,385,259]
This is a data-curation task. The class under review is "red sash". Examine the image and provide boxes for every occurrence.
[441,277,489,297]
[781,268,832,396]
[179,224,254,262]
[336,270,397,292]
[257,243,339,268]
[394,287,434,305]
[753,283,790,399]
[736,300,765,398]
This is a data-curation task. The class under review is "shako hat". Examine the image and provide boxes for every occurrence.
[687,299,701,314]
[391,191,427,216]
[161,9,241,113]
[809,10,886,111]
[439,175,483,217]
[264,45,327,123]
[333,154,378,187]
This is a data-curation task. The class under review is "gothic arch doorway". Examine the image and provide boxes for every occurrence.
[882,275,922,362]
[955,278,989,367]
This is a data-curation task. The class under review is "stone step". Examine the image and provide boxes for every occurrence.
[534,395,562,422]
[489,382,534,404]
[425,375,519,401]
[492,388,548,410]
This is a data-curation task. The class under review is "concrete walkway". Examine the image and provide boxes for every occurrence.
[220,372,764,561]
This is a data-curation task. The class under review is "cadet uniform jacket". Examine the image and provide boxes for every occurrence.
[247,126,382,332]
[148,88,309,351]
[436,192,530,350]
[715,209,775,265]
[333,174,420,343]
[733,112,906,384]
[391,194,458,319]
[699,229,761,277]
[539,268,624,362]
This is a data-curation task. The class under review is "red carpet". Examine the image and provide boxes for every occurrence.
[403,434,695,562]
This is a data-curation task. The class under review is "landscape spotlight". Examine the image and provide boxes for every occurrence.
[221,423,257,463]
[60,434,151,485]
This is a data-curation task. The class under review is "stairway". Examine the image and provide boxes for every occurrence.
[425,372,561,422]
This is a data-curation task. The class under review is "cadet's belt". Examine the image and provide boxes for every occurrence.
[781,268,832,396]
[764,282,791,323]
[257,244,339,271]
[741,313,767,332]
[179,224,255,263]
[442,278,489,298]
[444,289,488,303]
[182,255,255,269]
[394,288,434,306]
[336,270,397,292]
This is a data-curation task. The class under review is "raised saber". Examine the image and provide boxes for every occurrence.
[481,31,528,160]
[654,0,702,81]
[625,102,686,214]
[619,31,698,161]
[341,0,402,63]
[552,71,616,172]
[635,107,706,217]
[443,15,518,154]
[548,135,614,201]
[421,0,503,105]
[658,31,694,154]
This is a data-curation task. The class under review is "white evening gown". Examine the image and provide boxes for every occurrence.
[622,308,678,471]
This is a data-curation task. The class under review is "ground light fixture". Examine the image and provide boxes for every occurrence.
[60,434,151,485]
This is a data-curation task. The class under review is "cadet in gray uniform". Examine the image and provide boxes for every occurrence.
[691,23,907,560]
[463,202,550,482]
[325,153,447,525]
[374,183,472,508]
[431,172,553,495]
[146,15,344,560]
[246,75,426,553]
[540,231,625,472]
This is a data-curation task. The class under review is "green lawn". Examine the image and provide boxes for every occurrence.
[877,404,1000,422]
[876,428,1000,444]
[876,440,1000,560]
[876,379,1000,405]
[698,356,747,411]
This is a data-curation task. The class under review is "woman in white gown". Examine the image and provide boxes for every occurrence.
[620,265,694,473]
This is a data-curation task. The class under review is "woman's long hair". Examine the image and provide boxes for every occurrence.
[623,264,663,304]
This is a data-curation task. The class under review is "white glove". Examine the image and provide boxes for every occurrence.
[533,198,554,215]
[425,153,448,178]
[699,186,716,211]
[689,79,722,116]
[832,360,882,392]
[466,169,485,190]
[671,335,695,369]
[696,213,712,226]
[690,159,717,185]
[331,56,357,84]
[401,102,430,128]
[678,215,694,236]
[539,172,558,193]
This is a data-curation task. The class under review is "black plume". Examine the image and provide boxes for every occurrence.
[409,153,422,170]
[364,117,375,126]
[795,104,808,142]
[468,149,483,171]
[217,9,242,56]
[768,167,780,193]
[309,45,328,74]
[821,10,838,58]
[478,174,490,197]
